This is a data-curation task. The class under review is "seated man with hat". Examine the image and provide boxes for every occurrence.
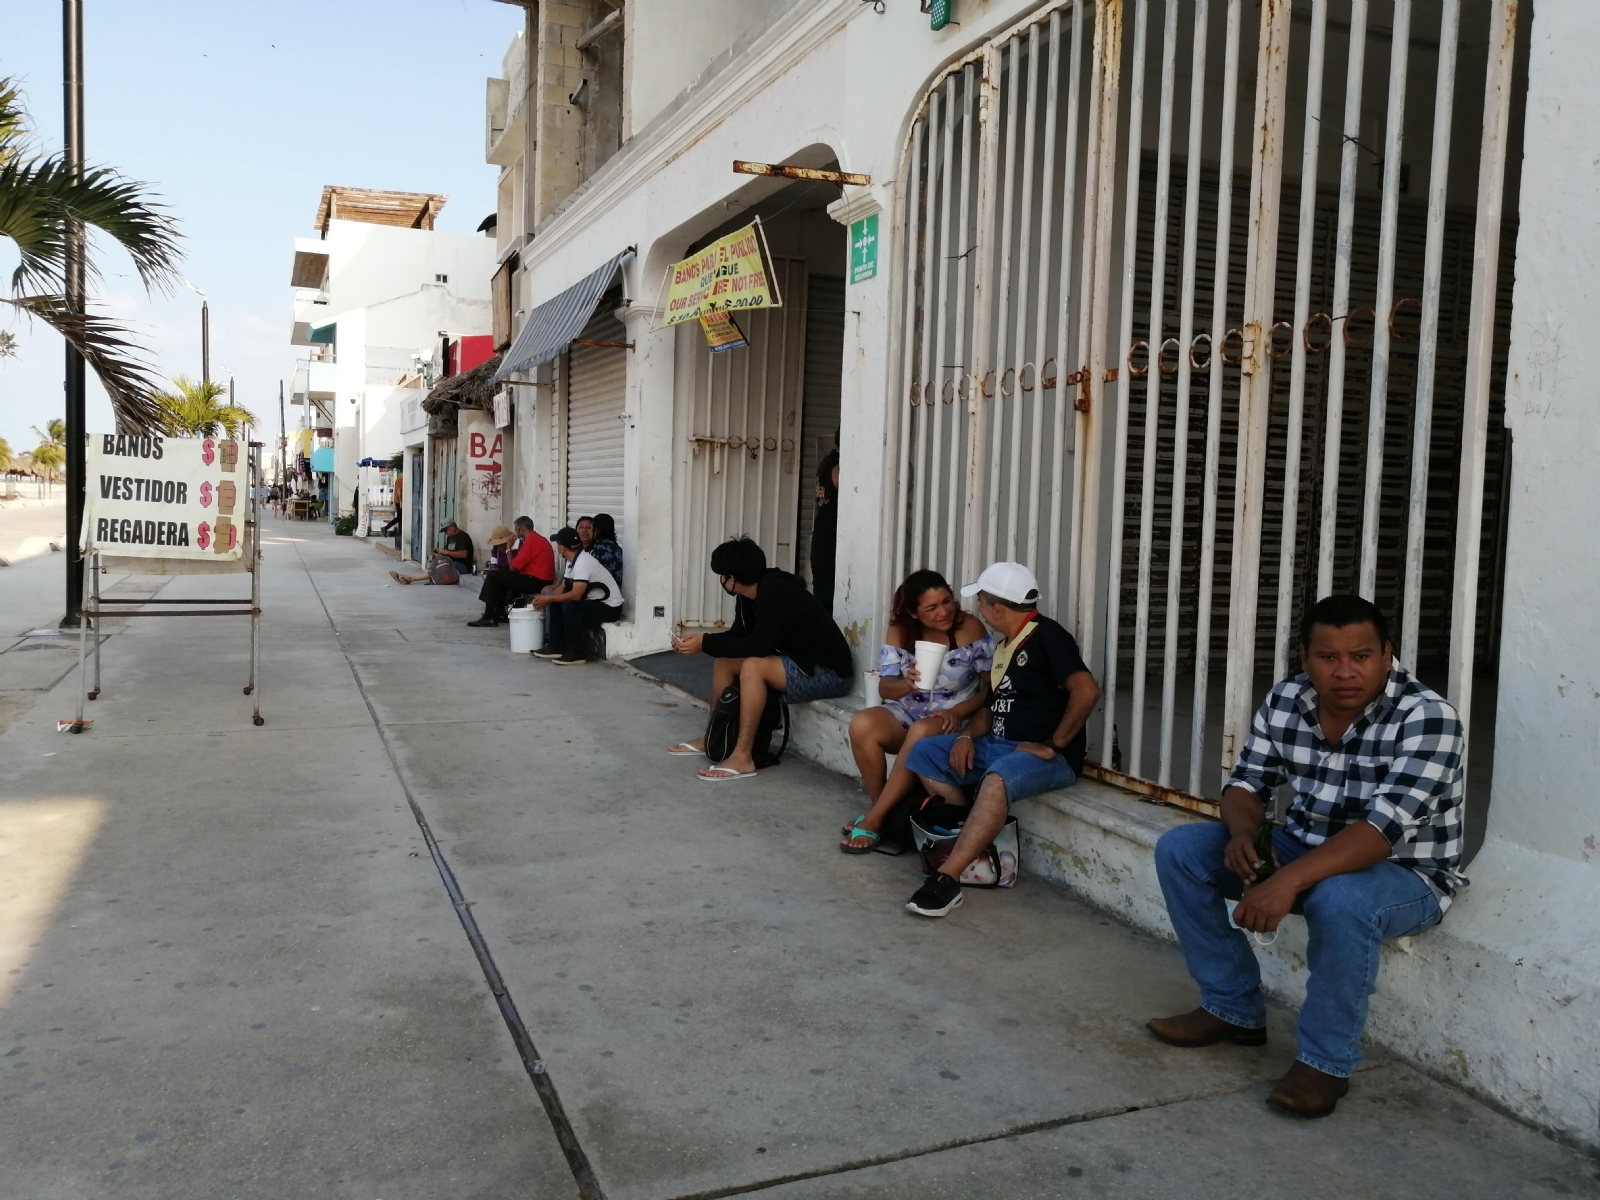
[390,519,474,585]
[469,517,555,627]
[532,526,623,664]
[901,561,1100,918]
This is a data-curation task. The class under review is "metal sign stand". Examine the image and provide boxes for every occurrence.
[64,442,265,733]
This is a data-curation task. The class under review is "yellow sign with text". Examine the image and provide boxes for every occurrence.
[661,222,776,327]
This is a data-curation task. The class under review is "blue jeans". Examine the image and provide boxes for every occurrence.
[1154,821,1443,1077]
[905,734,1077,804]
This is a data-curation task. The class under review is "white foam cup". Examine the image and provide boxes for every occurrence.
[912,640,948,691]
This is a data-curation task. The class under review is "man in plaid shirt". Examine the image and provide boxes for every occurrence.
[1147,595,1465,1118]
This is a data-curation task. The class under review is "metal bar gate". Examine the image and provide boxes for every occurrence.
[889,0,1521,813]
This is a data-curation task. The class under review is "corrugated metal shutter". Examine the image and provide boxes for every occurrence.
[797,276,845,584]
[565,307,627,533]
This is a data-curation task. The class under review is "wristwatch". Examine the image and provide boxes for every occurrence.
[1049,741,1069,758]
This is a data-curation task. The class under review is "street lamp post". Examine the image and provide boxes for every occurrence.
[185,281,210,386]
[60,0,86,630]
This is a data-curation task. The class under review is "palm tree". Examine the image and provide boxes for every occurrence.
[0,435,11,470]
[1,77,181,429]
[151,376,255,438]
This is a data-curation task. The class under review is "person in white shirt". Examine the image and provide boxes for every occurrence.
[532,526,623,665]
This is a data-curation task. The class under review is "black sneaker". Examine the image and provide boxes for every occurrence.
[466,616,499,628]
[905,871,963,918]
[531,645,564,659]
[554,651,587,666]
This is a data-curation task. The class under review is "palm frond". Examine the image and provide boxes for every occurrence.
[0,78,26,166]
[152,376,257,438]
[5,293,166,430]
[0,156,182,295]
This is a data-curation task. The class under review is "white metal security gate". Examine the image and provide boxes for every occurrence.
[891,0,1521,811]
[676,258,809,630]
[565,308,629,532]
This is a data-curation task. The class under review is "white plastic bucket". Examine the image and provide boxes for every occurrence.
[508,606,543,653]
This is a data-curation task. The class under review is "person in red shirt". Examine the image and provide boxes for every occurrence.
[469,516,555,626]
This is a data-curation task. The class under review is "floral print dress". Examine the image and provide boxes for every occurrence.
[877,633,994,727]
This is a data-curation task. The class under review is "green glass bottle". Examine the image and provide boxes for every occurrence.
[1253,819,1277,883]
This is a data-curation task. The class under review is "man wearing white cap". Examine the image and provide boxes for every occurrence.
[901,562,1100,917]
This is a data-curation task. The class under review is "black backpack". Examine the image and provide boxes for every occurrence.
[704,683,790,769]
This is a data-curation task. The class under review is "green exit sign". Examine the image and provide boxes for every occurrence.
[849,213,879,284]
[929,0,953,31]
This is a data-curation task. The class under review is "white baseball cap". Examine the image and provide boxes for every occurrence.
[960,561,1041,606]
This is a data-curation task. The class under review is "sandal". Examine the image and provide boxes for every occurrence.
[389,571,411,585]
[699,764,758,782]
[667,742,703,756]
[840,816,880,855]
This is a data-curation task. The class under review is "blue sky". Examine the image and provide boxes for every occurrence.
[0,0,522,454]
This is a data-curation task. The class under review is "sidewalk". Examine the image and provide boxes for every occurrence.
[1,518,1593,1199]
[0,495,66,565]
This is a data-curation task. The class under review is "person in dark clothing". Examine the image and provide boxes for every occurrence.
[669,537,853,781]
[470,516,555,626]
[533,526,624,665]
[389,520,473,585]
[589,512,624,580]
[436,521,474,572]
[810,448,840,615]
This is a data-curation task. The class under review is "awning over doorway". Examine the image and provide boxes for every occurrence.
[492,248,633,383]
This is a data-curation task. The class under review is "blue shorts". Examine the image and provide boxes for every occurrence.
[780,656,852,704]
[905,734,1077,804]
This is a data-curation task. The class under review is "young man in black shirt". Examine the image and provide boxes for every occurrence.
[669,537,853,780]
[902,561,1100,917]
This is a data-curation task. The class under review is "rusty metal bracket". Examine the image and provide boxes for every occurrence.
[1103,367,1119,383]
[1080,762,1221,819]
[732,161,871,186]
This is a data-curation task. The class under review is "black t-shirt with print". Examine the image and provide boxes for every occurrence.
[988,615,1090,771]
[443,530,474,571]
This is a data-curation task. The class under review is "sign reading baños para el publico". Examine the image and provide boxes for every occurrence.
[658,220,781,329]
[82,433,245,561]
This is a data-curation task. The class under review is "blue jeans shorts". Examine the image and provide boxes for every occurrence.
[780,656,852,704]
[905,734,1077,804]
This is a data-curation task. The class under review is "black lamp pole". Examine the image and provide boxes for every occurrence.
[61,0,85,629]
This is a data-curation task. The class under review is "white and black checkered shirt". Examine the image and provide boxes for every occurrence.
[1225,662,1466,904]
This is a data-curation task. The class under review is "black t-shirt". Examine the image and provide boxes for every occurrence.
[988,615,1090,771]
[444,530,474,571]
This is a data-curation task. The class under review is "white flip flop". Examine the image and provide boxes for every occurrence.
[667,742,703,756]
[698,765,757,783]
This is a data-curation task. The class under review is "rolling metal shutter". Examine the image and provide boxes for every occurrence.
[564,307,627,533]
[797,276,846,584]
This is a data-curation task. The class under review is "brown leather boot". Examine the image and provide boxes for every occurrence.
[1146,1007,1267,1047]
[1267,1061,1350,1117]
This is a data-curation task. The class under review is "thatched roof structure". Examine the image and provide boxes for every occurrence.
[421,353,503,415]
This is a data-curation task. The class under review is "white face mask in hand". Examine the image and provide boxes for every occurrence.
[1225,898,1280,947]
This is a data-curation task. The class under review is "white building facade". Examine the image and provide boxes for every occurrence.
[486,0,1598,1149]
[288,188,495,560]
